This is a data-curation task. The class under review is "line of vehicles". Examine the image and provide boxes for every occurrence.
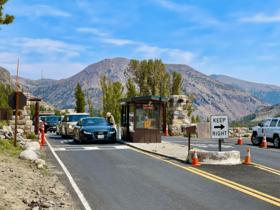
[38,113,117,143]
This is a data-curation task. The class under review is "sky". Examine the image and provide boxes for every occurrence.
[1,0,280,85]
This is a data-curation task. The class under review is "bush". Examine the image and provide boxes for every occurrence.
[0,140,23,157]
[27,133,37,140]
[0,120,7,128]
[244,134,250,137]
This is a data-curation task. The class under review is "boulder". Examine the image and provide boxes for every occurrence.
[19,150,38,161]
[2,126,12,132]
[182,118,191,124]
[37,164,44,169]
[26,120,33,126]
[9,119,26,125]
[25,142,40,150]
[35,158,46,165]
[17,129,24,134]
[0,135,5,139]
[172,119,183,124]
[171,131,180,136]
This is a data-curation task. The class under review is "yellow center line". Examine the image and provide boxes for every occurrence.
[254,166,280,176]
[252,163,280,173]
[131,148,280,207]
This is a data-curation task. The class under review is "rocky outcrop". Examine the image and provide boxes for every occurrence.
[0,66,16,89]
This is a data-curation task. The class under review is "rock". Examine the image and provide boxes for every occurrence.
[9,119,26,125]
[182,118,191,124]
[2,126,12,132]
[35,159,45,165]
[45,208,54,210]
[17,129,24,134]
[170,131,180,136]
[29,149,41,158]
[32,207,39,210]
[25,116,30,120]
[172,119,183,125]
[25,142,40,150]
[37,164,44,169]
[41,203,53,208]
[19,150,38,161]
[0,135,5,139]
[26,120,33,126]
[181,110,188,116]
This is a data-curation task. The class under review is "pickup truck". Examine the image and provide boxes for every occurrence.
[251,118,280,148]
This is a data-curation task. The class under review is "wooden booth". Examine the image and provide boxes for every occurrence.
[117,95,168,143]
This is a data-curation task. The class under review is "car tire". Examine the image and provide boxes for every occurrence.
[61,128,65,138]
[273,136,280,148]
[56,131,59,135]
[251,133,261,145]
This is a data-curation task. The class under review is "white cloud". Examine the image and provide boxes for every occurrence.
[0,52,20,63]
[9,4,70,18]
[101,38,138,46]
[77,28,110,37]
[240,13,280,22]
[10,38,85,59]
[155,0,193,12]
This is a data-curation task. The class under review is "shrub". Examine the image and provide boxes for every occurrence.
[0,140,23,157]
[244,134,250,137]
[27,133,37,140]
[0,120,7,129]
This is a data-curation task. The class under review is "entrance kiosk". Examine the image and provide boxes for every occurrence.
[117,95,168,143]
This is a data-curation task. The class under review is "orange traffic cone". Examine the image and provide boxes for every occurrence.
[261,134,267,148]
[192,150,200,166]
[38,131,42,149]
[236,132,243,145]
[165,125,169,136]
[243,149,252,164]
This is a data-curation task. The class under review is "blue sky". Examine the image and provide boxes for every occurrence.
[1,0,280,85]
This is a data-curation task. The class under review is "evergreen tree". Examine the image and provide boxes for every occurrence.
[191,115,196,123]
[65,109,70,114]
[74,83,86,113]
[171,71,183,95]
[0,0,15,29]
[98,96,102,117]
[0,84,13,118]
[196,115,201,123]
[125,78,138,98]
[207,117,210,123]
[183,88,196,118]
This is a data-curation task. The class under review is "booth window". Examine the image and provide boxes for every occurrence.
[135,104,159,129]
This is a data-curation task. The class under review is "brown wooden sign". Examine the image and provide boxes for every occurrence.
[142,104,154,110]
[8,92,26,110]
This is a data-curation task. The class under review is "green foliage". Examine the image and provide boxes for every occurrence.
[0,0,15,29]
[235,122,239,127]
[54,109,61,116]
[0,84,14,118]
[98,96,102,117]
[196,115,201,123]
[26,133,37,140]
[183,88,196,118]
[230,113,261,127]
[84,82,95,117]
[125,78,138,98]
[0,120,7,128]
[98,76,124,123]
[65,109,70,114]
[244,134,250,137]
[171,71,183,95]
[74,83,86,113]
[191,115,195,123]
[0,140,23,157]
[207,117,210,123]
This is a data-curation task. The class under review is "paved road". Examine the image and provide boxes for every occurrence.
[43,133,280,210]
[163,136,280,171]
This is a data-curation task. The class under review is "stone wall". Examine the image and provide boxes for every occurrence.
[167,95,194,136]
[8,92,34,137]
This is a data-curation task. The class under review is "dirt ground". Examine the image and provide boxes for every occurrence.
[0,151,80,210]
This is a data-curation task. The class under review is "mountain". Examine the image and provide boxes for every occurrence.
[11,76,57,92]
[0,67,16,89]
[210,74,280,105]
[15,57,269,121]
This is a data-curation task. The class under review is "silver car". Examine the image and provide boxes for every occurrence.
[56,115,64,135]
[61,113,90,138]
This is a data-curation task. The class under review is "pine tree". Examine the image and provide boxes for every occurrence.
[0,0,15,29]
[98,96,102,117]
[207,117,210,123]
[196,115,201,123]
[74,83,86,113]
[191,115,195,123]
[125,78,138,98]
[171,71,184,95]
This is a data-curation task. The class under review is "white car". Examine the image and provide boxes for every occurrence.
[252,118,280,148]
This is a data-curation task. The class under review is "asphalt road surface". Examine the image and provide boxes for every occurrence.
[43,133,280,210]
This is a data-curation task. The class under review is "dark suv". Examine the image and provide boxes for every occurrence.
[44,116,60,133]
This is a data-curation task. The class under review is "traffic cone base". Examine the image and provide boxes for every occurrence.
[261,134,267,148]
[165,125,169,136]
[243,149,252,164]
[192,151,201,166]
[236,132,243,145]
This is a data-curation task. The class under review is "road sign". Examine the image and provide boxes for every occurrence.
[8,92,26,109]
[210,115,229,139]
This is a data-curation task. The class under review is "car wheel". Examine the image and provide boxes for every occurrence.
[273,136,280,148]
[251,133,261,145]
[65,129,69,139]
[61,128,65,138]
[56,131,59,135]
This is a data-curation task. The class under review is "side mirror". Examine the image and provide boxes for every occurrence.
[76,123,80,126]
[110,122,114,126]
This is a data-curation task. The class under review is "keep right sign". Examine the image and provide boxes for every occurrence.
[210,115,229,139]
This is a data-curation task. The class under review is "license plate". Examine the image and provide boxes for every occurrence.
[53,126,56,128]
[98,135,104,139]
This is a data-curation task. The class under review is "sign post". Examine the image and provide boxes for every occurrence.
[210,115,229,152]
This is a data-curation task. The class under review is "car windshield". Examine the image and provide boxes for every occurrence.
[45,116,60,122]
[82,118,109,126]
[68,115,90,122]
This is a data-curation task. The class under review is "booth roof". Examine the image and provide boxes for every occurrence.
[117,95,168,103]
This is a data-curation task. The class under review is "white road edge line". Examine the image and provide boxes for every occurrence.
[45,137,92,210]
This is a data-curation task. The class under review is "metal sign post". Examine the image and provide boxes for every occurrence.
[210,115,229,152]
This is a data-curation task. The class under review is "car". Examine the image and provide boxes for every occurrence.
[44,116,60,133]
[56,115,64,135]
[73,117,116,144]
[252,118,280,148]
[61,113,90,138]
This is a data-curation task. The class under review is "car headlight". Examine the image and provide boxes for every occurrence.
[83,131,92,135]
[69,125,74,129]
[45,123,48,125]
[109,130,115,134]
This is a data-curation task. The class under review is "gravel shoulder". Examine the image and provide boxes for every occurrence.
[0,141,80,210]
